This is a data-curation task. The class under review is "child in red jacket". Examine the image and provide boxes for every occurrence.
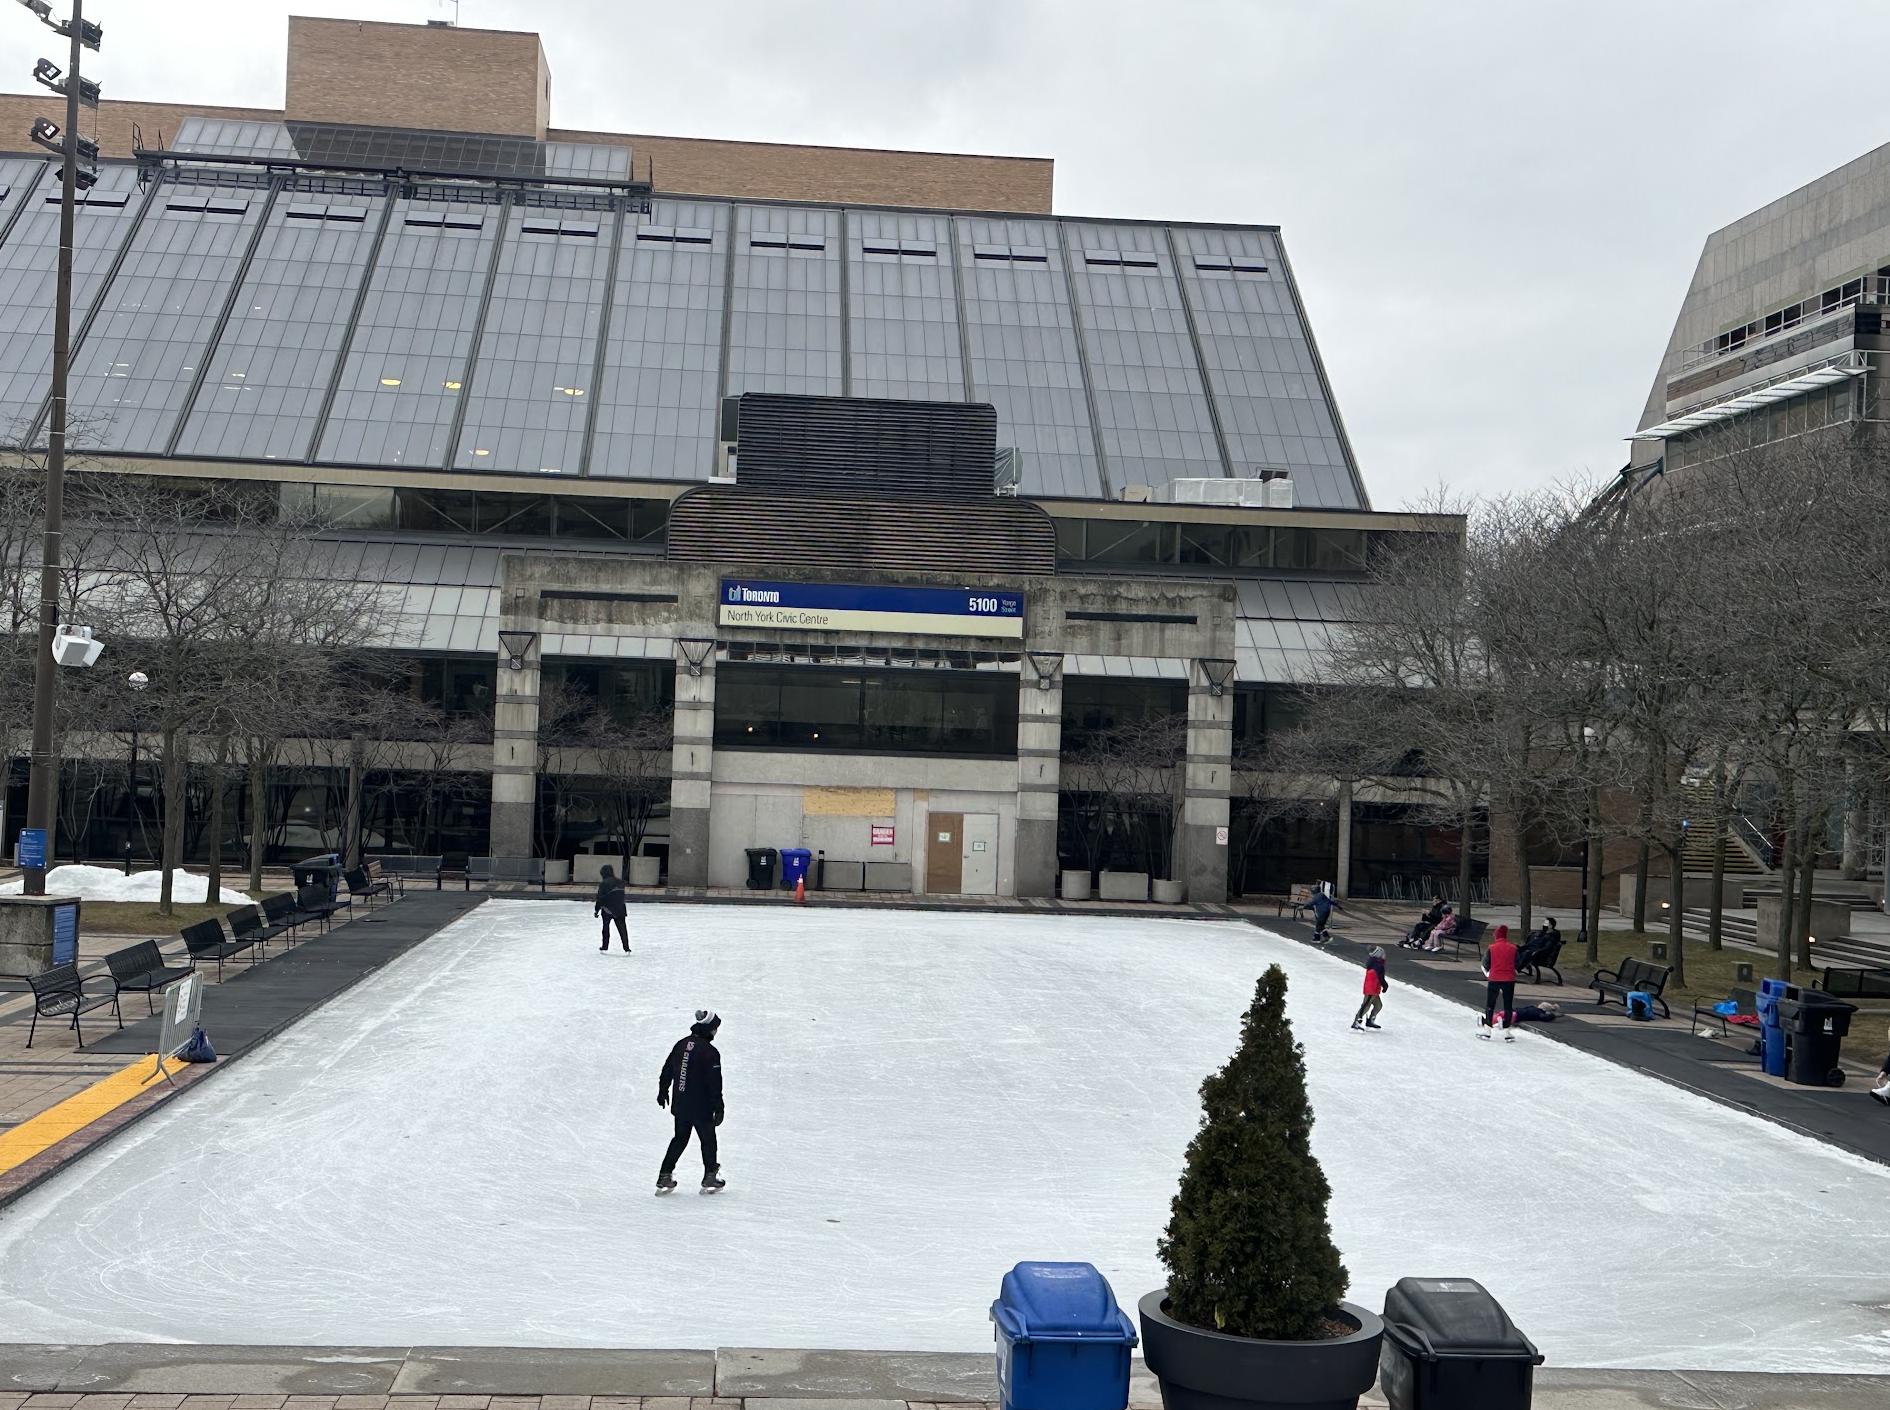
[1481,924,1519,1041]
[1352,946,1389,1030]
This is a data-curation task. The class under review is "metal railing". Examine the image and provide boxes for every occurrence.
[1730,811,1778,870]
[1678,277,1890,373]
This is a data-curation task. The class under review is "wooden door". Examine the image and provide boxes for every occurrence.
[926,812,964,894]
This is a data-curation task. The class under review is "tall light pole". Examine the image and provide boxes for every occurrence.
[17,0,102,896]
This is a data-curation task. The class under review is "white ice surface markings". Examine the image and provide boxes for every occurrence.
[0,903,1886,1370]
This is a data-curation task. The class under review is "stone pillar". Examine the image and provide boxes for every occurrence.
[1178,659,1235,904]
[1015,654,1064,898]
[669,640,717,888]
[1335,779,1353,900]
[489,635,540,858]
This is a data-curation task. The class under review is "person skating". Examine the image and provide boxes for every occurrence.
[1308,887,1344,944]
[1351,946,1389,1030]
[657,1009,725,1192]
[594,864,630,952]
[1481,923,1519,1040]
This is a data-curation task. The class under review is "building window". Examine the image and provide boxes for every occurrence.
[713,664,1019,757]
[1061,677,1185,751]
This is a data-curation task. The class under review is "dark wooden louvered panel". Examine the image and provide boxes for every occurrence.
[666,487,1055,577]
[734,393,998,501]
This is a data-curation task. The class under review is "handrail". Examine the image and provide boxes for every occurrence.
[1730,811,1778,870]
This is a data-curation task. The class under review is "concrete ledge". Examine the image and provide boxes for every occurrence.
[715,1350,995,1401]
[54,1344,409,1394]
[395,1348,715,1395]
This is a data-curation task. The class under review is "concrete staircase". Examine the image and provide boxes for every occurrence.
[1682,907,1759,945]
[1678,783,1768,875]
[1812,931,1890,971]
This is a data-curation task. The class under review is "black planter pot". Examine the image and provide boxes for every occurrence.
[1138,1291,1384,1410]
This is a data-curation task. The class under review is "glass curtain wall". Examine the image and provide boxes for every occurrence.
[315,194,502,467]
[714,663,1018,756]
[848,209,963,400]
[726,205,842,397]
[173,191,386,460]
[590,199,728,479]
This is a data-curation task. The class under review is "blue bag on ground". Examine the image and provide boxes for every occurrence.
[1626,991,1654,1021]
[180,1026,217,1063]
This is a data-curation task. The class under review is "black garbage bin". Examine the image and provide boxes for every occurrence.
[291,852,343,902]
[1778,990,1857,1087]
[744,847,779,890]
[1379,1277,1542,1410]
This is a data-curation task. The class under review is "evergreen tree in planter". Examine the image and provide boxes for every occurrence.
[1141,966,1377,1410]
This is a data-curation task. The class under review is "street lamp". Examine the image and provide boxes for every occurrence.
[124,670,147,875]
[14,0,102,895]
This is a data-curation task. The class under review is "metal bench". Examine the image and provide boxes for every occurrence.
[262,890,318,939]
[1450,917,1490,960]
[104,940,192,1014]
[1818,966,1890,999]
[294,882,349,931]
[369,854,440,891]
[1590,955,1674,1018]
[27,962,122,1048]
[228,903,296,955]
[1517,933,1565,986]
[344,865,392,908]
[180,917,255,980]
[1692,985,1760,1038]
[464,856,547,892]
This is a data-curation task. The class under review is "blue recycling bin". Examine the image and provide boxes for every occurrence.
[1756,977,1797,1078]
[991,1262,1137,1410]
[779,847,814,890]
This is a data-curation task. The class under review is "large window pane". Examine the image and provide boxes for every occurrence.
[714,664,1017,756]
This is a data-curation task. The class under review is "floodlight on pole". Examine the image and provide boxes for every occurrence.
[18,0,97,896]
[33,57,98,106]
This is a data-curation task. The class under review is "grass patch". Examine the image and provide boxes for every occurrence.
[81,894,279,937]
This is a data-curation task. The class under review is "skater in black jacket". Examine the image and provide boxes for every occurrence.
[657,1009,725,1192]
[594,865,630,952]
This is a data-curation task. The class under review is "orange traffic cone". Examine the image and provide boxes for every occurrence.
[794,876,807,904]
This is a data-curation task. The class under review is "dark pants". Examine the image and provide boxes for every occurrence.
[1353,994,1382,1024]
[661,1110,717,1176]
[1484,980,1515,1028]
[599,913,628,950]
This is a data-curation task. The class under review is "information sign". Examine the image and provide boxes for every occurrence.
[51,901,77,966]
[16,827,46,870]
[718,579,1024,639]
[870,824,895,847]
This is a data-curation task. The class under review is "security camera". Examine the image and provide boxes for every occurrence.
[51,625,103,667]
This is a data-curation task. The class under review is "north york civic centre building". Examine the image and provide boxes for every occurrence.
[0,15,1461,902]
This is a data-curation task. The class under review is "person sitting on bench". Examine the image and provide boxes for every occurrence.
[1417,906,1458,953]
[1401,896,1447,948]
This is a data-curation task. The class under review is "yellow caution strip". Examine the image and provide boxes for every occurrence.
[0,1055,172,1177]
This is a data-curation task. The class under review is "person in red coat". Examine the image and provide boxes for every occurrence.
[1481,924,1519,1041]
[1352,946,1389,1030]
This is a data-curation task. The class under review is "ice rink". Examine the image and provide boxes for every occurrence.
[1,902,1887,1370]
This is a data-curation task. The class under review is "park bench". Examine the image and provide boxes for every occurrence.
[104,940,192,1015]
[229,903,297,955]
[344,866,391,908]
[438,852,470,889]
[181,918,255,980]
[1450,916,1489,959]
[364,858,404,896]
[1817,966,1890,1000]
[1517,932,1566,986]
[1691,986,1760,1039]
[27,962,122,1049]
[464,856,547,892]
[294,882,349,931]
[1275,885,1318,922]
[369,854,439,891]
[1590,955,1674,1018]
[262,890,319,940]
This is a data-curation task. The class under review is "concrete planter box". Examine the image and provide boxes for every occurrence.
[821,859,865,891]
[0,896,75,978]
[628,856,661,887]
[1152,878,1185,904]
[1061,869,1092,901]
[1756,896,1854,951]
[1099,870,1150,902]
[864,861,913,893]
[543,860,571,885]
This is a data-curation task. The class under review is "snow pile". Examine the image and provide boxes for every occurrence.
[0,863,251,906]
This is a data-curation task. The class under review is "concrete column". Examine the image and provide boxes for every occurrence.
[1015,658,1063,898]
[1178,660,1235,904]
[1335,779,1353,900]
[489,639,540,858]
[669,644,716,888]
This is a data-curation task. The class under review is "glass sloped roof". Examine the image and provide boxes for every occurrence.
[0,152,1367,508]
[172,117,631,182]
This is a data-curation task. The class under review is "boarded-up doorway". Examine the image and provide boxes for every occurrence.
[926,812,963,894]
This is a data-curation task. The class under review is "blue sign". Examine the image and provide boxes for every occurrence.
[718,579,1024,638]
[51,902,77,967]
[16,827,47,870]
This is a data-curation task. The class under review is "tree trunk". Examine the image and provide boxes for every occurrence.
[1774,816,1795,981]
[1708,829,1728,952]
[1456,811,1474,923]
[1631,839,1650,932]
[158,726,185,916]
[247,749,268,894]
[205,737,228,900]
[344,733,365,870]
[1667,849,1686,987]
[1583,787,1602,966]
[1512,808,1533,937]
[1334,780,1353,900]
[1795,815,1818,971]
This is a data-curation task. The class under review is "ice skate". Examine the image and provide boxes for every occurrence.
[701,1166,726,1193]
[1504,1031,1516,1042]
[1350,1018,1362,1030]
[1478,1025,1492,1039]
[1365,1020,1382,1030]
[655,1172,678,1195]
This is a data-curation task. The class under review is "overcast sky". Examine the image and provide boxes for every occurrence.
[59,1,1890,507]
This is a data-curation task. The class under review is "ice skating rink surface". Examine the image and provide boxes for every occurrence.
[0,902,1885,1370]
